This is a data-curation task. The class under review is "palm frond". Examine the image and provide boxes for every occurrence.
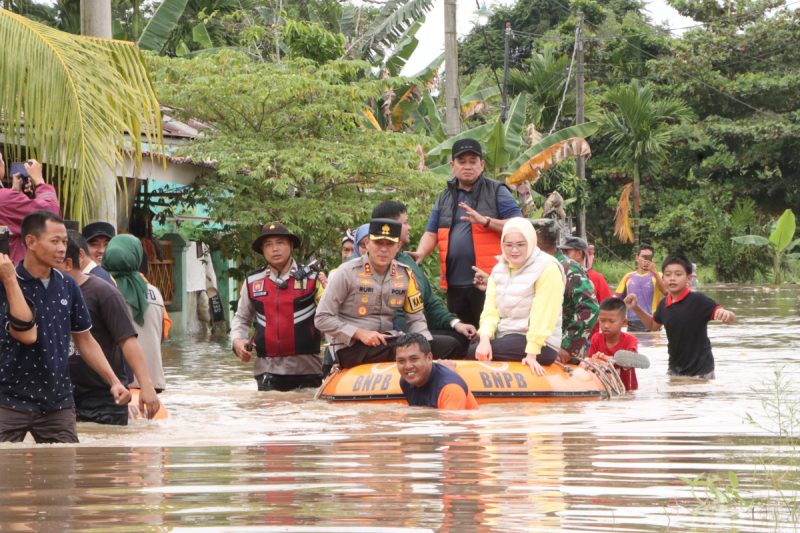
[614,183,635,244]
[0,9,164,221]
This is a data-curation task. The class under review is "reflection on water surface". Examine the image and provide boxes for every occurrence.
[1,285,799,531]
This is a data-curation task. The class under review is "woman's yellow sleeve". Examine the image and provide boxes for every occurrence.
[477,277,500,339]
[525,263,565,354]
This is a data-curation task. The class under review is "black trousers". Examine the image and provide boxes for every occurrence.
[75,394,129,426]
[446,286,486,327]
[336,331,469,369]
[255,373,322,392]
[430,330,470,359]
[336,340,398,368]
[466,333,558,365]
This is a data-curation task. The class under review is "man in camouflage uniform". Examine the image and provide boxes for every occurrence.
[315,218,432,368]
[534,220,599,362]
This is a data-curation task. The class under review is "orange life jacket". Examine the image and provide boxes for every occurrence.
[434,175,508,290]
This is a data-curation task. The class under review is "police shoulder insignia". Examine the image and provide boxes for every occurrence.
[403,272,424,314]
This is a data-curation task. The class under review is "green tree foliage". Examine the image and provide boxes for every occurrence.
[282,19,343,62]
[147,51,439,271]
[654,0,800,209]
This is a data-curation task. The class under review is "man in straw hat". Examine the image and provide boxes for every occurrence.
[231,223,324,391]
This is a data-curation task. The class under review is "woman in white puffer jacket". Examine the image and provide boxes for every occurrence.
[469,217,565,375]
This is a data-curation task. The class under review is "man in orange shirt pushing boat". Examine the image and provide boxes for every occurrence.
[395,333,478,410]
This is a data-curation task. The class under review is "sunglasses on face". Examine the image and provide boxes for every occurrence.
[640,255,653,260]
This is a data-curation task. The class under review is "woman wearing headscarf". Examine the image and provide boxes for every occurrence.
[103,234,167,391]
[350,223,370,258]
[468,217,565,375]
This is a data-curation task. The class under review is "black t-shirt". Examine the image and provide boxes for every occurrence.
[69,276,138,397]
[653,290,718,376]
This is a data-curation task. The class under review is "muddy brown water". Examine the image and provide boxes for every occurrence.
[1,285,799,532]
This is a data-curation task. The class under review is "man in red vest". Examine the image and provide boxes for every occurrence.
[411,138,522,327]
[231,223,323,391]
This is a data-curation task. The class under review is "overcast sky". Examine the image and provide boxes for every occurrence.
[401,0,695,75]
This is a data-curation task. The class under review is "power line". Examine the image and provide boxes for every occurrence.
[576,16,788,119]
[620,36,786,119]
[549,23,578,134]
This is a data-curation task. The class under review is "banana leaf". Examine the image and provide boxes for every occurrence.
[483,119,507,175]
[385,21,422,76]
[192,22,213,50]
[137,0,190,53]
[417,91,445,141]
[502,93,527,159]
[425,121,494,159]
[768,209,796,252]
[461,85,500,103]
[461,73,486,98]
[731,235,771,246]
[407,52,444,82]
[508,122,600,169]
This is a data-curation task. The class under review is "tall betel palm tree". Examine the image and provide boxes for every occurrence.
[603,79,693,243]
[0,8,163,222]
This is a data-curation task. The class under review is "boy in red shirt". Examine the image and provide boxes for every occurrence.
[587,297,640,391]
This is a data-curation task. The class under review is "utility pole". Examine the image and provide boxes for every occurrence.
[444,0,461,135]
[575,11,586,240]
[500,22,512,123]
[80,0,115,226]
[80,0,112,38]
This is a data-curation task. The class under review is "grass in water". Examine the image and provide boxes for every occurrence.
[681,369,800,528]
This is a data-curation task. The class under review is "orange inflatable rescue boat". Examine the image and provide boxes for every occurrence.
[317,360,625,403]
[128,388,169,420]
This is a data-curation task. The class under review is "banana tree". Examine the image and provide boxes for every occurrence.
[426,94,598,176]
[137,0,189,52]
[0,8,164,222]
[426,93,527,173]
[732,209,800,285]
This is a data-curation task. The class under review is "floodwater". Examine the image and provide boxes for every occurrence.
[1,285,799,532]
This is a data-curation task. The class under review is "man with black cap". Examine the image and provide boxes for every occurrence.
[81,221,116,283]
[411,138,522,327]
[231,222,324,391]
[315,218,432,368]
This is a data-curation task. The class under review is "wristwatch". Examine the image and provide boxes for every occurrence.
[482,217,491,228]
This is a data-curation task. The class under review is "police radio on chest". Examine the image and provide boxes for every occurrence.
[293,259,322,281]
